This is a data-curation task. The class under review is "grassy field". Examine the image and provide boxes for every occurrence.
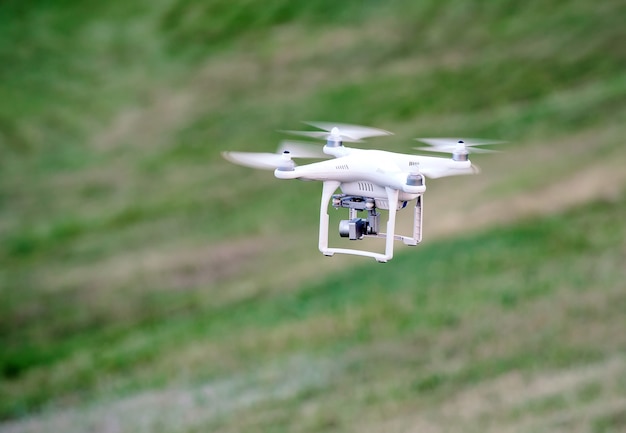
[1,0,626,432]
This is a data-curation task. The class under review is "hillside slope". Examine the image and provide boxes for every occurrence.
[1,0,625,431]
[3,190,626,432]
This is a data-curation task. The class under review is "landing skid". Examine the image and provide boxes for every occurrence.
[318,181,423,262]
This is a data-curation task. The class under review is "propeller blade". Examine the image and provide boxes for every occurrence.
[414,146,498,154]
[276,140,330,159]
[416,138,504,147]
[414,137,505,154]
[222,151,294,170]
[280,121,392,143]
[279,129,363,143]
[303,121,393,140]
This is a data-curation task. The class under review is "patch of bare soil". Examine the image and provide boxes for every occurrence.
[48,236,277,294]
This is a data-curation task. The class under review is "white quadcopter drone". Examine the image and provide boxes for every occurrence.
[223,122,501,263]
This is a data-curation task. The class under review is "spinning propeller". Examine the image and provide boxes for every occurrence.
[223,122,393,170]
[281,121,393,143]
[222,140,329,171]
[414,138,505,155]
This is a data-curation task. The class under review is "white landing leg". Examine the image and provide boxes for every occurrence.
[401,194,423,246]
[319,181,341,256]
[381,187,400,262]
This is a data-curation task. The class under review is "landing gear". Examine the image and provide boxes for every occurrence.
[317,181,423,262]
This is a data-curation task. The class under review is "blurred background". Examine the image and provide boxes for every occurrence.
[1,1,625,432]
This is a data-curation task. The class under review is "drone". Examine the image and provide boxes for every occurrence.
[223,122,501,263]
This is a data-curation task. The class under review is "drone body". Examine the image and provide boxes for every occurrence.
[223,122,499,262]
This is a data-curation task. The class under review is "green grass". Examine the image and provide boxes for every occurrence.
[1,192,625,427]
[1,0,626,431]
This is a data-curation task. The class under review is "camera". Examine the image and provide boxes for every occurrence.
[339,218,368,240]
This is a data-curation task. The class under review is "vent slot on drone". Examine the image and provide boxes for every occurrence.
[358,182,374,192]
